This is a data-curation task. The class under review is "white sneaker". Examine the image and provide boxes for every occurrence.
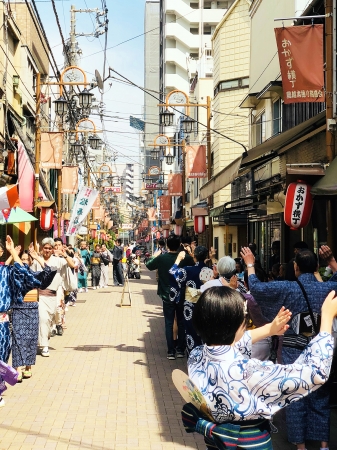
[84,288,88,293]
[41,347,49,357]
[65,306,69,311]
[78,288,83,293]
[0,396,5,407]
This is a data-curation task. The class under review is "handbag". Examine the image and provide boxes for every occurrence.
[296,280,337,408]
[23,289,38,302]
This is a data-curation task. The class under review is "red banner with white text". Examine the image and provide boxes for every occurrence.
[168,173,183,196]
[275,25,324,104]
[159,195,171,221]
[185,145,207,178]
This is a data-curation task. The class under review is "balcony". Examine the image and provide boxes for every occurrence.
[165,73,189,92]
[165,48,198,73]
[165,23,200,48]
[165,0,227,24]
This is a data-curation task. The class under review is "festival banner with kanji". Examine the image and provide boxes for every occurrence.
[147,207,156,221]
[159,195,171,221]
[92,195,100,210]
[61,166,78,194]
[66,186,99,236]
[168,173,182,196]
[41,132,63,169]
[275,25,324,104]
[185,145,207,178]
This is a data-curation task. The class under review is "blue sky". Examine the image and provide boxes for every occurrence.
[37,0,147,165]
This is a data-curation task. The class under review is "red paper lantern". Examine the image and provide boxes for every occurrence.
[174,224,182,236]
[194,216,205,234]
[40,207,54,231]
[284,181,313,230]
[91,229,97,239]
[162,229,169,239]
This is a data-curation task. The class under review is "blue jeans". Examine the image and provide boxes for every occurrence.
[162,299,185,354]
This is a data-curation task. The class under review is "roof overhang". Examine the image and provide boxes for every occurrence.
[256,81,283,99]
[239,93,259,108]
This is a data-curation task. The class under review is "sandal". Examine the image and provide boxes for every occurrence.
[17,372,23,383]
[22,370,32,379]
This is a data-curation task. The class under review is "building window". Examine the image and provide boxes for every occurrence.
[194,179,199,199]
[255,111,266,146]
[272,98,282,136]
[214,77,249,96]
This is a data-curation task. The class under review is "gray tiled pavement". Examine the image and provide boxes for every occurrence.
[0,267,336,449]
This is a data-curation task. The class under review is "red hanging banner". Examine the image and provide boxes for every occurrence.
[159,196,171,221]
[275,25,324,104]
[185,145,207,178]
[168,173,183,196]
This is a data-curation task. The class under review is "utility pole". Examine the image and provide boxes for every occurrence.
[325,0,335,251]
[33,73,41,248]
[206,95,212,249]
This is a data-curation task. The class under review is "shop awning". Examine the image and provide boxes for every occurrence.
[200,157,242,200]
[209,205,224,217]
[311,157,337,195]
[200,112,326,200]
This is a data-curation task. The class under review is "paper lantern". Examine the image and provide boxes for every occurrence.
[40,207,54,231]
[284,181,313,230]
[194,216,205,234]
[174,224,182,236]
[91,229,97,239]
[156,231,161,239]
[162,229,169,239]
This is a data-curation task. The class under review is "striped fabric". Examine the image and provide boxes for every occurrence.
[181,403,272,450]
[6,222,33,250]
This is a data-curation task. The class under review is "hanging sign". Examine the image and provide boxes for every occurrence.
[148,166,161,176]
[284,182,313,229]
[41,132,63,169]
[275,25,324,104]
[66,186,99,236]
[61,166,79,194]
[168,173,183,196]
[159,195,171,221]
[92,195,100,210]
[104,186,122,193]
[147,207,156,221]
[145,182,160,190]
[185,145,207,178]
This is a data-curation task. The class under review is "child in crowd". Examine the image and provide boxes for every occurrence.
[187,286,336,449]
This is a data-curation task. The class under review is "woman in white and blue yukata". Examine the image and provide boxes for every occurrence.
[187,286,336,450]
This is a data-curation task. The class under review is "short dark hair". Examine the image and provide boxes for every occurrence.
[158,239,166,247]
[194,246,208,262]
[295,249,317,274]
[116,239,122,245]
[167,235,181,251]
[193,287,245,345]
[54,237,63,243]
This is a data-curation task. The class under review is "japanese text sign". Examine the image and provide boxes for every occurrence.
[159,196,171,221]
[168,173,182,196]
[185,145,207,178]
[61,166,78,194]
[66,186,99,236]
[275,25,324,104]
[284,182,313,229]
[41,132,63,169]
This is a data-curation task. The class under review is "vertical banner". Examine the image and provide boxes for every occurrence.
[159,195,171,221]
[66,186,99,236]
[61,166,79,194]
[185,145,207,178]
[147,207,156,221]
[94,206,105,220]
[92,195,100,209]
[168,173,183,196]
[275,25,324,104]
[40,132,63,169]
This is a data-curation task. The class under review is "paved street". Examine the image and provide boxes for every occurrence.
[0,268,337,450]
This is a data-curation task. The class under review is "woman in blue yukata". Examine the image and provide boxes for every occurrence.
[187,286,336,450]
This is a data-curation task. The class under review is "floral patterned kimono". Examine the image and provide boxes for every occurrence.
[188,330,333,449]
[0,263,51,395]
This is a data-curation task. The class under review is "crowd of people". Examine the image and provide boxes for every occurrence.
[0,236,137,408]
[145,235,337,450]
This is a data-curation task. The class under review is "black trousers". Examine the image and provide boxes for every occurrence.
[113,260,124,286]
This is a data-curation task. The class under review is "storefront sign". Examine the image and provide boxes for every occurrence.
[148,166,161,176]
[168,173,182,196]
[159,195,171,221]
[275,25,324,104]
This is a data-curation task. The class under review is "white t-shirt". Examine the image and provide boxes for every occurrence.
[31,255,68,291]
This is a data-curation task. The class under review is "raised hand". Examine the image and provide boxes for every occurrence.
[5,235,15,253]
[319,245,335,262]
[270,306,292,336]
[240,247,255,265]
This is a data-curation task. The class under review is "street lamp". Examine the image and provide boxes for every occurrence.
[96,178,102,188]
[53,95,68,117]
[68,132,76,145]
[78,88,94,109]
[160,108,175,127]
[165,151,174,166]
[89,155,96,163]
[150,147,160,159]
[71,140,82,156]
[181,115,195,134]
[88,134,101,150]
